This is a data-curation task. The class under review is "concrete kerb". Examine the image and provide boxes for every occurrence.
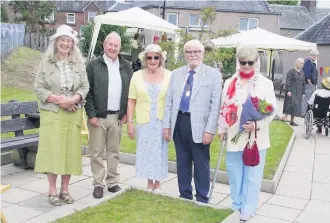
[81,129,296,194]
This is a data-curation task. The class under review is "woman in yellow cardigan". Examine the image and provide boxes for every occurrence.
[127,44,171,194]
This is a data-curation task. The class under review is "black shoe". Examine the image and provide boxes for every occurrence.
[93,186,103,199]
[290,121,298,126]
[108,185,121,193]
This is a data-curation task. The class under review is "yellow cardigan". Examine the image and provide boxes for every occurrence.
[128,69,171,124]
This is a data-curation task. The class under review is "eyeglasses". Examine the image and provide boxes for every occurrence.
[147,56,160,60]
[185,50,202,55]
[239,60,255,66]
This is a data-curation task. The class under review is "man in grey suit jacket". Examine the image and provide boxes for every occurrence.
[163,39,222,203]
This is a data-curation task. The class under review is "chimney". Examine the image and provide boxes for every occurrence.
[301,0,316,21]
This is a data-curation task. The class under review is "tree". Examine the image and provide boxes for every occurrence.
[80,23,131,57]
[9,1,55,32]
[267,0,299,5]
[199,6,216,40]
[1,6,9,22]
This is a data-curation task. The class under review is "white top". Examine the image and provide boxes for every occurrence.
[103,54,122,111]
[218,72,277,152]
[308,89,330,105]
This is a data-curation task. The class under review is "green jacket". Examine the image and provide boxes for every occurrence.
[85,53,132,120]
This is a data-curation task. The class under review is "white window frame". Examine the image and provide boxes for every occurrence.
[167,13,178,26]
[67,13,75,24]
[239,17,259,31]
[189,14,210,30]
[88,11,97,23]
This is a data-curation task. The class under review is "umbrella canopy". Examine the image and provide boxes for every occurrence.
[88,7,181,59]
[210,28,316,51]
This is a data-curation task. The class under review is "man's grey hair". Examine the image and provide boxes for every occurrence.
[309,49,319,56]
[236,45,259,61]
[104,31,121,45]
[183,39,205,52]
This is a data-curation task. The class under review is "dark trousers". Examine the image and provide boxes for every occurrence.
[173,114,210,203]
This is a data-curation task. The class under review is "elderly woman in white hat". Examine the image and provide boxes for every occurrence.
[34,25,89,205]
[127,44,171,193]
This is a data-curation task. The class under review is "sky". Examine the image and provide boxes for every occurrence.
[317,0,330,8]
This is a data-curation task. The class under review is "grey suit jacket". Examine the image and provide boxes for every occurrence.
[163,64,222,143]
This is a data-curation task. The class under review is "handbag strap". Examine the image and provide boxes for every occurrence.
[254,121,257,139]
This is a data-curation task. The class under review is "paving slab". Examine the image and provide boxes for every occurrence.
[256,204,301,222]
[23,213,58,223]
[311,182,330,201]
[275,185,311,200]
[18,178,61,193]
[267,195,309,210]
[1,188,40,204]
[47,202,88,219]
[19,193,64,213]
[2,204,44,223]
[295,210,330,223]
[249,215,292,223]
[1,172,40,188]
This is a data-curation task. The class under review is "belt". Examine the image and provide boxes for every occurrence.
[107,110,120,114]
[178,111,190,116]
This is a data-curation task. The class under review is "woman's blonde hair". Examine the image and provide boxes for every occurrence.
[43,37,85,64]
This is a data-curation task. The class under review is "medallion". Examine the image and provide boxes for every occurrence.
[186,91,191,97]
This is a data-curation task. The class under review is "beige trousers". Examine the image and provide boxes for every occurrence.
[88,114,122,188]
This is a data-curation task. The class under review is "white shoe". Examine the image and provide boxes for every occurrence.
[147,188,153,193]
[153,189,162,195]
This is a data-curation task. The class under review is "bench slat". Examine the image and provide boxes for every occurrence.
[1,118,39,133]
[1,134,39,143]
[1,137,39,153]
[1,101,38,116]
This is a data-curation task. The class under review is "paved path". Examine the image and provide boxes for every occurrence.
[1,99,329,223]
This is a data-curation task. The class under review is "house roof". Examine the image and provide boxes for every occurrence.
[108,0,273,14]
[296,13,330,45]
[54,1,116,12]
[316,8,330,21]
[268,4,314,30]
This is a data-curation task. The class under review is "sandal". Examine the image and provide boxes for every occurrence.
[48,194,62,206]
[59,192,74,204]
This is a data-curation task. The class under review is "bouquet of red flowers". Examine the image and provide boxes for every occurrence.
[231,94,274,144]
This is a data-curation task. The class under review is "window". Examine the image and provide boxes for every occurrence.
[88,11,97,23]
[67,13,75,24]
[239,18,258,31]
[167,13,178,26]
[44,10,54,23]
[189,14,209,28]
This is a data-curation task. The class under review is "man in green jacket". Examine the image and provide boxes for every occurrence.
[85,32,133,199]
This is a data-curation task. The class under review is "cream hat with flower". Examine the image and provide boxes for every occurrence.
[50,25,79,44]
[138,44,167,62]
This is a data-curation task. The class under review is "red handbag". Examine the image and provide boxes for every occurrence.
[242,121,260,167]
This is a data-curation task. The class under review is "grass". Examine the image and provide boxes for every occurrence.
[54,189,232,223]
[1,87,293,180]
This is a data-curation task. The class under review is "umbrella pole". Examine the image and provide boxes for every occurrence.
[208,134,227,203]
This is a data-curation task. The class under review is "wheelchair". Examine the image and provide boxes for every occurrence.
[304,95,330,139]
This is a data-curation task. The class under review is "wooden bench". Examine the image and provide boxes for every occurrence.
[1,100,40,168]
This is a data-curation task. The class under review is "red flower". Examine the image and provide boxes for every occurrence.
[266,105,273,113]
[251,97,259,109]
[227,77,238,99]
[226,104,238,127]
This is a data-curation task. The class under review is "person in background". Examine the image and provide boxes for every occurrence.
[85,32,133,199]
[34,25,89,206]
[308,77,330,134]
[218,45,276,222]
[281,58,305,126]
[131,33,143,72]
[301,49,319,117]
[127,44,171,194]
[153,36,160,45]
[163,39,222,203]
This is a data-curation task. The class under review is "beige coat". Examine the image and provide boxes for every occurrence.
[34,59,89,112]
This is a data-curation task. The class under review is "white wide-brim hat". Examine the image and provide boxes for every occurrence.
[138,44,167,62]
[50,25,79,44]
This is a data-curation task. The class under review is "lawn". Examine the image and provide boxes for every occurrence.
[54,189,232,223]
[1,87,293,180]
